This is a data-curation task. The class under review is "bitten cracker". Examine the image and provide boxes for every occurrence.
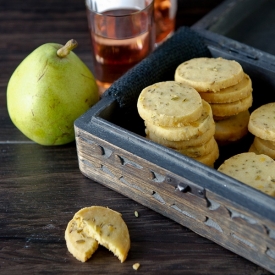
[137,81,203,127]
[175,57,244,92]
[248,102,275,141]
[65,219,99,262]
[218,152,275,197]
[74,206,130,263]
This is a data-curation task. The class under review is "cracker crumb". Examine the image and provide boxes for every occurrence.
[133,263,140,270]
[134,211,139,218]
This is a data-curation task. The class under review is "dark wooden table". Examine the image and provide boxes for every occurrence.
[0,0,272,274]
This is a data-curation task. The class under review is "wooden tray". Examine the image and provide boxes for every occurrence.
[74,29,275,273]
[192,0,275,57]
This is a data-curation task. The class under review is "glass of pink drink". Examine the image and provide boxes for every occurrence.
[85,0,155,95]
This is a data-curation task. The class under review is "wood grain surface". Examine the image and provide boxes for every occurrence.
[0,0,272,274]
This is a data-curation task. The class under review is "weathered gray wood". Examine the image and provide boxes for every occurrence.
[76,129,275,273]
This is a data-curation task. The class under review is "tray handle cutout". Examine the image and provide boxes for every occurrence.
[165,175,205,199]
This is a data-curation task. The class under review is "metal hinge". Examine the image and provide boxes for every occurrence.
[165,175,205,199]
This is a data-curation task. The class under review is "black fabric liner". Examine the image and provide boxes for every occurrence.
[102,26,212,108]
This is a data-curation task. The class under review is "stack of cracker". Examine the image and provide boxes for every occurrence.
[137,81,219,167]
[248,103,275,159]
[65,206,131,263]
[175,57,253,145]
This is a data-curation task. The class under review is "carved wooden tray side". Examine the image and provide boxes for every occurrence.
[75,128,275,272]
[74,29,275,273]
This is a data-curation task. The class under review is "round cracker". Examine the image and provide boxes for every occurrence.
[137,81,203,127]
[193,139,219,166]
[199,74,252,103]
[65,219,99,262]
[175,57,244,92]
[213,115,231,121]
[210,93,252,117]
[248,102,275,141]
[253,137,275,159]
[254,136,275,150]
[214,110,250,143]
[176,137,217,158]
[145,100,214,141]
[146,122,215,148]
[249,142,260,154]
[74,206,130,263]
[218,152,275,197]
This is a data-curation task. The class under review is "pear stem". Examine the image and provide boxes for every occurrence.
[57,39,78,58]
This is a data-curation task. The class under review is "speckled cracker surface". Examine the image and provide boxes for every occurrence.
[74,206,130,263]
[253,137,275,159]
[255,136,275,150]
[145,100,214,141]
[218,152,275,197]
[210,93,252,117]
[174,57,244,92]
[65,219,99,262]
[175,136,217,158]
[193,139,219,166]
[146,122,215,148]
[137,81,203,127]
[214,110,250,142]
[200,74,252,103]
[248,102,275,141]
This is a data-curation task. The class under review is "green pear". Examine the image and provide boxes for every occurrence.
[7,39,99,145]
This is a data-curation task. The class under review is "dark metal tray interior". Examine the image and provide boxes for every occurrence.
[193,0,275,56]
